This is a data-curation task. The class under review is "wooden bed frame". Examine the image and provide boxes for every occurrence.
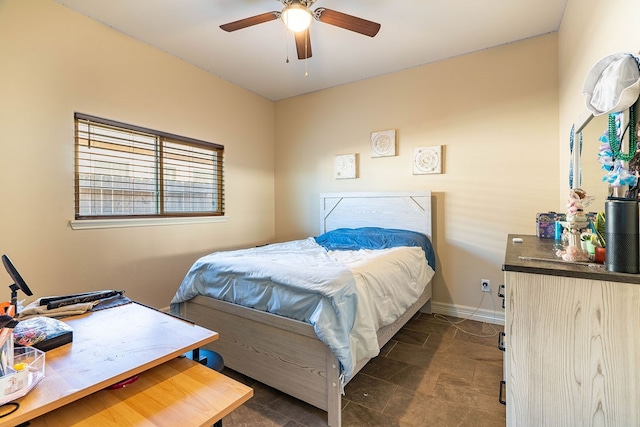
[175,191,433,427]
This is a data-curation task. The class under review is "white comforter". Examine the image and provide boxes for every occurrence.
[170,238,434,382]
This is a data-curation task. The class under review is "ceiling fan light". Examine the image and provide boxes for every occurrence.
[281,4,312,32]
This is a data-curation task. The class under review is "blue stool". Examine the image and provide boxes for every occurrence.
[187,348,225,372]
[185,348,225,427]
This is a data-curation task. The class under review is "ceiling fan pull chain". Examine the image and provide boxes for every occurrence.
[286,26,290,63]
[305,30,309,76]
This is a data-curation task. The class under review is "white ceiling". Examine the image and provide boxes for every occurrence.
[53,0,567,101]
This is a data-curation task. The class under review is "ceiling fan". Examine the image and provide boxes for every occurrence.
[220,0,381,60]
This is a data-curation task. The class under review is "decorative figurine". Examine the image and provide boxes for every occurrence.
[557,188,593,261]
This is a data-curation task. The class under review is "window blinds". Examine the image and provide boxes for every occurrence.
[74,113,224,219]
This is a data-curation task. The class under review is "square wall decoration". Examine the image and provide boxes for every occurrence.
[370,130,396,157]
[413,146,442,174]
[334,154,357,179]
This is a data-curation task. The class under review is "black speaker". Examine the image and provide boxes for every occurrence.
[605,199,639,273]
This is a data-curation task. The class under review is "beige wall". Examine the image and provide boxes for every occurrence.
[0,0,275,308]
[4,0,632,319]
[274,34,559,318]
[558,0,640,209]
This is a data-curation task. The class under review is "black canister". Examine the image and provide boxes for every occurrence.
[605,199,639,273]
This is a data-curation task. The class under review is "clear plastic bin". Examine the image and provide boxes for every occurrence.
[0,347,45,405]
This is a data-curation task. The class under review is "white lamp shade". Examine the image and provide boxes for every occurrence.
[281,5,312,32]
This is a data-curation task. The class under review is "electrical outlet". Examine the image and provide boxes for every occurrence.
[481,279,491,293]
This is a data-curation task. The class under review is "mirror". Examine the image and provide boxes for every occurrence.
[577,114,609,213]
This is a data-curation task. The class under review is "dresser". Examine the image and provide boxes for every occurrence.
[502,235,640,426]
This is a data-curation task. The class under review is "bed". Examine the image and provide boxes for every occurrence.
[170,191,435,427]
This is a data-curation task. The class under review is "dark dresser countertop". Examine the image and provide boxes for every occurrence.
[503,234,640,285]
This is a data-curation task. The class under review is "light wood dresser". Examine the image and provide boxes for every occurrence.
[502,234,640,426]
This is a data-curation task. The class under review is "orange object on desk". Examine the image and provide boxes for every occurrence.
[0,301,16,349]
[595,247,606,263]
[0,302,15,316]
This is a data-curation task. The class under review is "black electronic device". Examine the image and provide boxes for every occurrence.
[605,199,640,273]
[2,254,34,315]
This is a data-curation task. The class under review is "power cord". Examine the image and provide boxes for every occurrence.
[433,288,500,338]
[0,402,19,418]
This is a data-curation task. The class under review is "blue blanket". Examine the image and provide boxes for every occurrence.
[170,238,361,381]
[314,227,436,271]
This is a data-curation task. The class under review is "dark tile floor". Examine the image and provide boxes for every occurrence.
[221,313,506,427]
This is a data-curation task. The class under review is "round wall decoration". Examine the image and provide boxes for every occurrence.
[370,130,396,157]
[413,146,442,174]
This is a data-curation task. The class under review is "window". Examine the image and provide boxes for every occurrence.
[74,113,224,220]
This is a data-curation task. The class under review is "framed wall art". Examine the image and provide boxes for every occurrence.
[334,154,357,179]
[413,146,442,175]
[370,130,396,157]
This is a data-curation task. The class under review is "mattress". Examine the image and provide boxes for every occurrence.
[170,230,435,382]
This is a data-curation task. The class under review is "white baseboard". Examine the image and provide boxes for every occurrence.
[430,301,504,325]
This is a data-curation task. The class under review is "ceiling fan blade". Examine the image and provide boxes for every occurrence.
[294,29,312,60]
[314,8,381,37]
[220,12,279,32]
